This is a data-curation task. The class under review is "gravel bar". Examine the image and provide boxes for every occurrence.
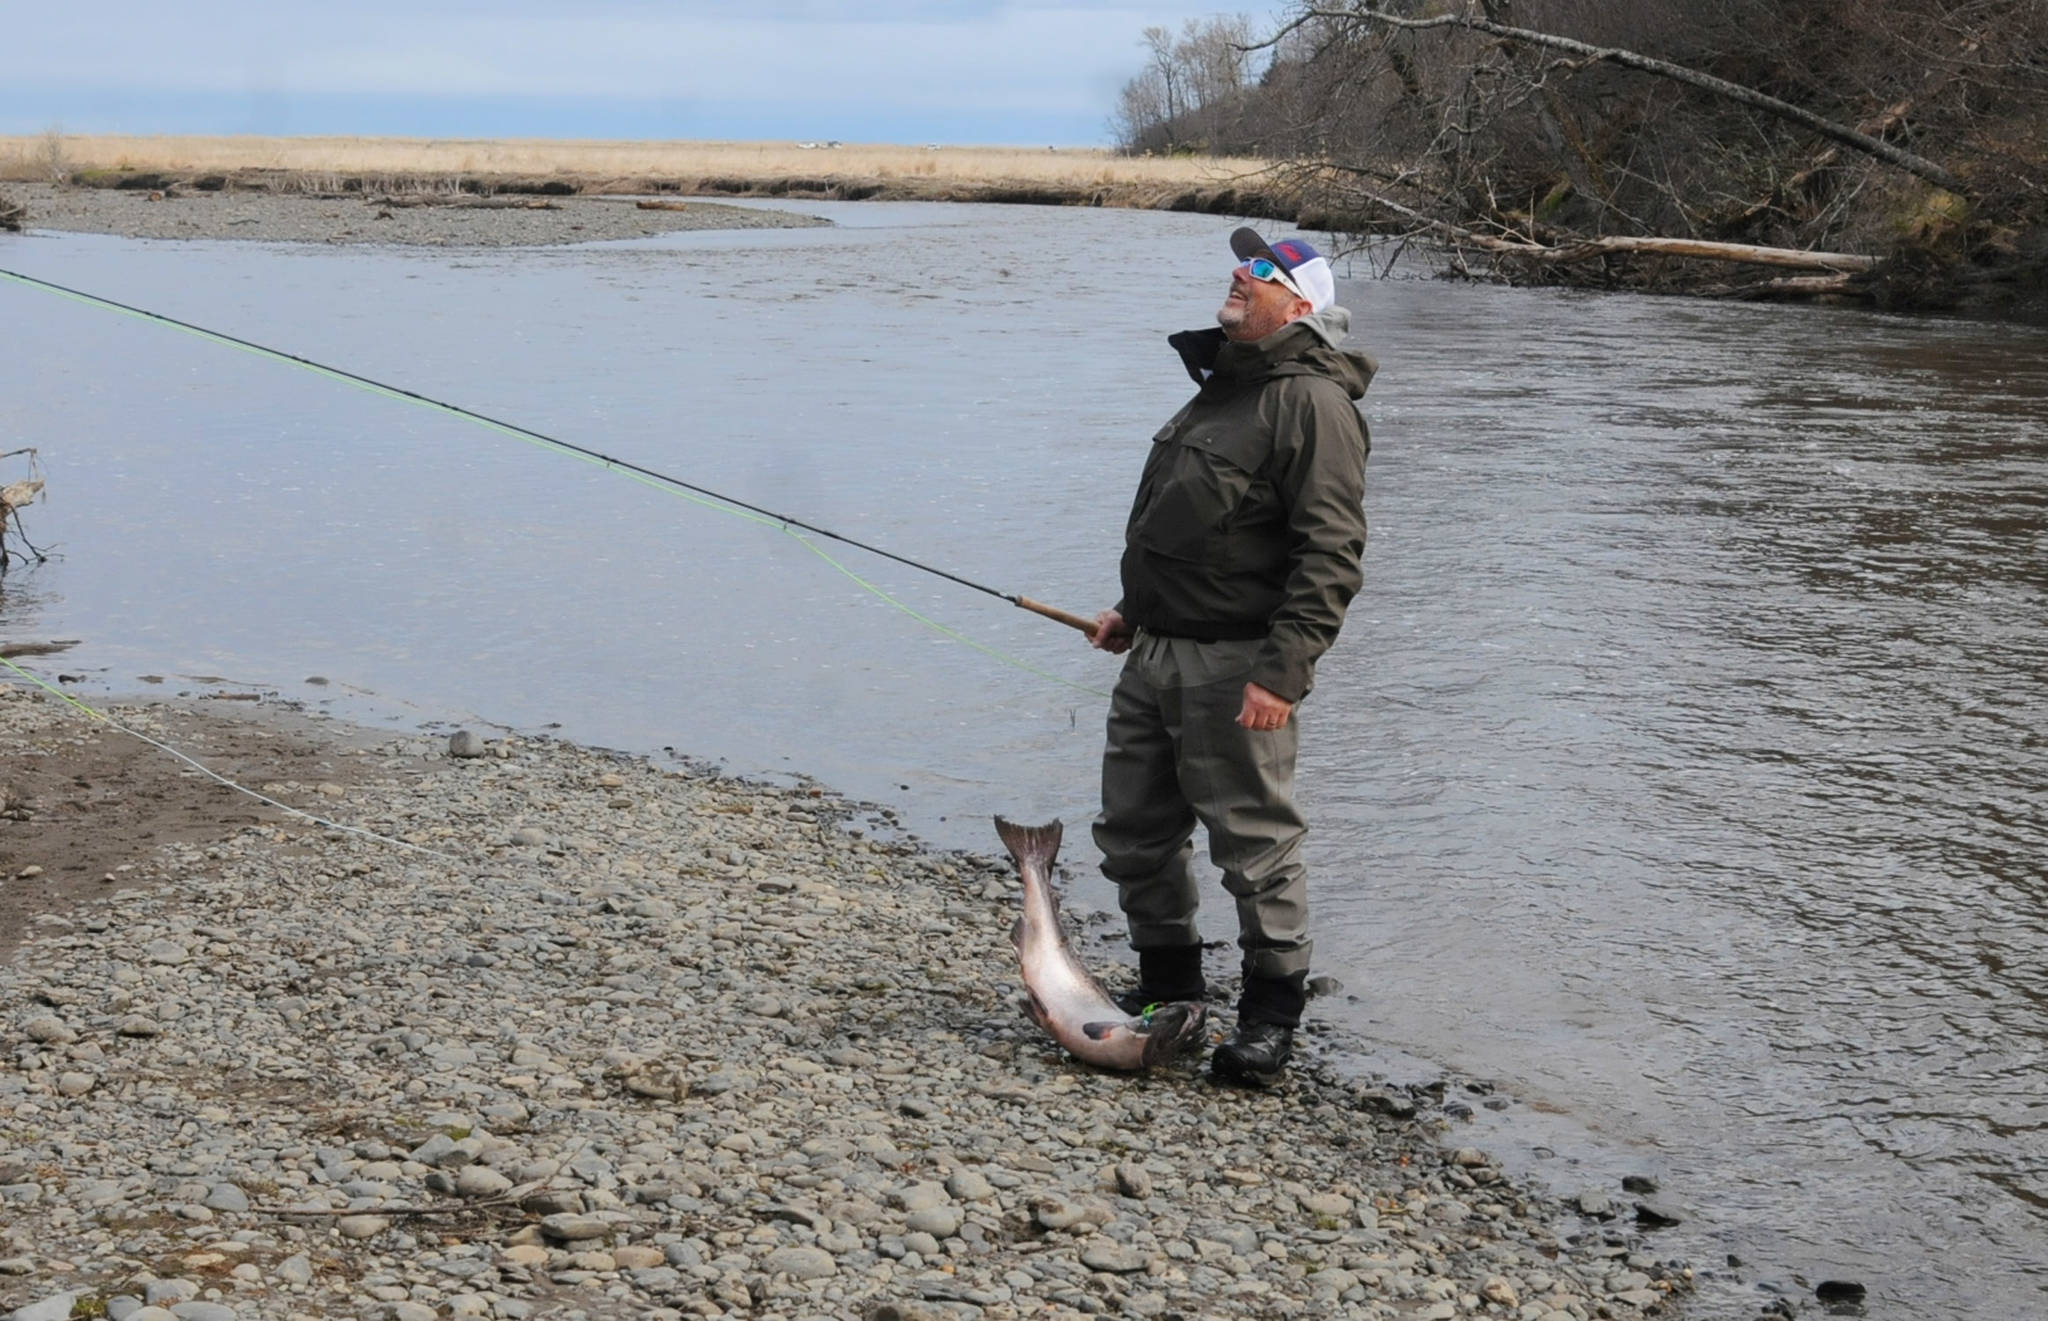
[0,184,827,247]
[0,684,1693,1320]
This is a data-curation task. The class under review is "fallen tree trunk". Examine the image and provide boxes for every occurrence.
[1712,273,1858,300]
[366,195,560,210]
[1523,235,1876,272]
[1328,180,1878,272]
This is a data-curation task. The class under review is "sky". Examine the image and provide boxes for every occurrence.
[3,1,1288,147]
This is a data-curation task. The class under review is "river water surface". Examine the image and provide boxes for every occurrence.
[2,201,2044,1319]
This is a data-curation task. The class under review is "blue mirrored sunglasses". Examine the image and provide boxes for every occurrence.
[1238,257,1303,296]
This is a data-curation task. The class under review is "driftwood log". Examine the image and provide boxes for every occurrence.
[367,195,560,211]
[1335,181,1879,281]
[1,448,45,569]
[634,200,690,211]
[1473,234,1876,273]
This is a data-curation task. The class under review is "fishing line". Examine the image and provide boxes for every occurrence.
[0,266,1108,698]
[0,653,458,860]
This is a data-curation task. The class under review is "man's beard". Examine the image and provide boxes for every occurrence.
[1219,295,1281,340]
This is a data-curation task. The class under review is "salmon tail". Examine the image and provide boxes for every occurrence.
[993,817,1063,871]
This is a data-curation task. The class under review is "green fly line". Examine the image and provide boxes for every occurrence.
[0,266,1111,701]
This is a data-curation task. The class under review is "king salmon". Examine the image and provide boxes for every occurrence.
[995,816,1208,1070]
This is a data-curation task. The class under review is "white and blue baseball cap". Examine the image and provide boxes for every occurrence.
[1230,226,1336,312]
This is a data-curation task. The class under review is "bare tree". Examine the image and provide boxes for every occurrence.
[1112,16,1265,154]
[1111,1,2047,298]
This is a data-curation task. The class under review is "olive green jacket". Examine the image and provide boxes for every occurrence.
[1117,306,1374,702]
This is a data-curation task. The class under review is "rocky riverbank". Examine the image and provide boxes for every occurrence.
[0,684,1692,1321]
[0,184,828,248]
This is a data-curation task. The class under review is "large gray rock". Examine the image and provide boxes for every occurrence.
[202,1183,250,1212]
[906,1205,964,1238]
[382,1304,437,1321]
[6,1293,79,1321]
[448,731,487,758]
[761,1245,836,1280]
[539,1212,613,1241]
[22,1016,74,1045]
[416,1133,483,1168]
[456,1164,513,1198]
[143,1282,197,1307]
[945,1170,995,1202]
[170,1303,241,1321]
[894,1181,951,1213]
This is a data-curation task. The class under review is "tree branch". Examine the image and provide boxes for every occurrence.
[1294,4,1967,194]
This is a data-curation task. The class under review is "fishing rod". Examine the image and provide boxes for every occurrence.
[0,266,1101,640]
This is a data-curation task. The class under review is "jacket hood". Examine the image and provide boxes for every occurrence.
[1169,306,1377,400]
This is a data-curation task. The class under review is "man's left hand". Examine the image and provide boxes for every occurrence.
[1237,682,1293,731]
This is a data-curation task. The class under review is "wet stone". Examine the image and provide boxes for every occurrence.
[1634,1196,1684,1227]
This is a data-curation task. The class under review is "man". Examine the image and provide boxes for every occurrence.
[1089,227,1373,1087]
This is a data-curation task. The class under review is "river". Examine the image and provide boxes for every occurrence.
[2,200,2043,1319]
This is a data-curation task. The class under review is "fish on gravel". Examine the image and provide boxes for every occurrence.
[995,816,1207,1070]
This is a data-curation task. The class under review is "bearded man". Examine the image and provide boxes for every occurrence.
[1089,227,1375,1087]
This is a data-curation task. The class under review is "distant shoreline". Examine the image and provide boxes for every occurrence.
[0,181,832,247]
[0,132,1296,221]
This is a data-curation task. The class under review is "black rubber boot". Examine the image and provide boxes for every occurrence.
[1211,1020,1295,1086]
[1114,944,1206,1015]
[1211,972,1307,1086]
[1236,971,1307,1028]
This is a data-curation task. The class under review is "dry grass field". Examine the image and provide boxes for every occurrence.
[0,133,1268,193]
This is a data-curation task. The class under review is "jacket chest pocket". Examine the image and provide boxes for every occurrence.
[1129,421,1274,561]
